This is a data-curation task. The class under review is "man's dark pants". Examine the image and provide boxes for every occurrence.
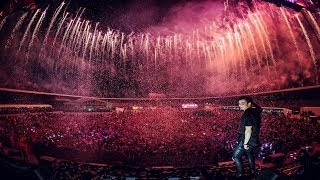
[232,141,257,176]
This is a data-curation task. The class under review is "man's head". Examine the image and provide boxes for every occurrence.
[238,96,253,111]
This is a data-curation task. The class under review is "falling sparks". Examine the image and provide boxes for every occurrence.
[296,14,318,82]
[280,7,302,65]
[18,9,41,53]
[0,16,8,31]
[5,12,29,49]
[26,8,48,59]
[43,2,66,45]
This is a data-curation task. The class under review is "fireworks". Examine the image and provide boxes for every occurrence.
[0,1,320,96]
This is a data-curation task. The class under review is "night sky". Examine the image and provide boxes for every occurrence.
[1,0,223,31]
[65,0,217,32]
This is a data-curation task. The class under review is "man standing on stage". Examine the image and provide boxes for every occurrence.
[232,96,262,177]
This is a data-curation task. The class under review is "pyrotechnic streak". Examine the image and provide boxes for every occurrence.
[211,40,219,69]
[111,33,118,59]
[254,13,275,65]
[227,32,235,70]
[43,2,66,45]
[204,26,207,37]
[94,31,102,60]
[211,41,217,59]
[6,12,28,49]
[62,19,75,50]
[89,34,96,62]
[26,8,48,59]
[268,3,275,18]
[156,36,161,63]
[121,44,127,63]
[0,16,8,32]
[178,34,182,49]
[156,36,161,50]
[169,36,172,51]
[144,34,150,62]
[237,24,253,68]
[89,22,99,62]
[140,34,144,49]
[124,43,127,60]
[40,2,66,58]
[218,37,227,73]
[187,40,193,64]
[196,40,200,62]
[280,7,302,65]
[129,37,134,62]
[154,47,157,64]
[234,35,241,76]
[62,8,85,54]
[73,8,85,22]
[71,20,85,56]
[101,33,107,61]
[53,12,68,47]
[83,32,92,60]
[245,22,261,68]
[185,40,189,62]
[196,29,200,43]
[224,0,228,11]
[164,36,170,50]
[120,33,125,59]
[72,18,83,42]
[234,31,245,76]
[105,30,113,57]
[58,19,74,56]
[120,43,127,62]
[174,34,178,56]
[192,30,195,41]
[250,14,267,64]
[206,45,212,65]
[306,10,320,41]
[99,32,105,61]
[18,9,40,53]
[202,42,206,62]
[296,14,318,83]
[107,32,113,58]
[77,21,90,55]
[78,8,86,20]
[68,18,81,51]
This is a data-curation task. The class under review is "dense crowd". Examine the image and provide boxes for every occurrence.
[0,108,320,167]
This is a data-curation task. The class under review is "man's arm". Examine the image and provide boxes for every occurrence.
[244,126,252,148]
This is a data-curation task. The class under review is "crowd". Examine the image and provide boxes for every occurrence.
[0,108,320,167]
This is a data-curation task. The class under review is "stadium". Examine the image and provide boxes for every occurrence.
[1,0,320,179]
